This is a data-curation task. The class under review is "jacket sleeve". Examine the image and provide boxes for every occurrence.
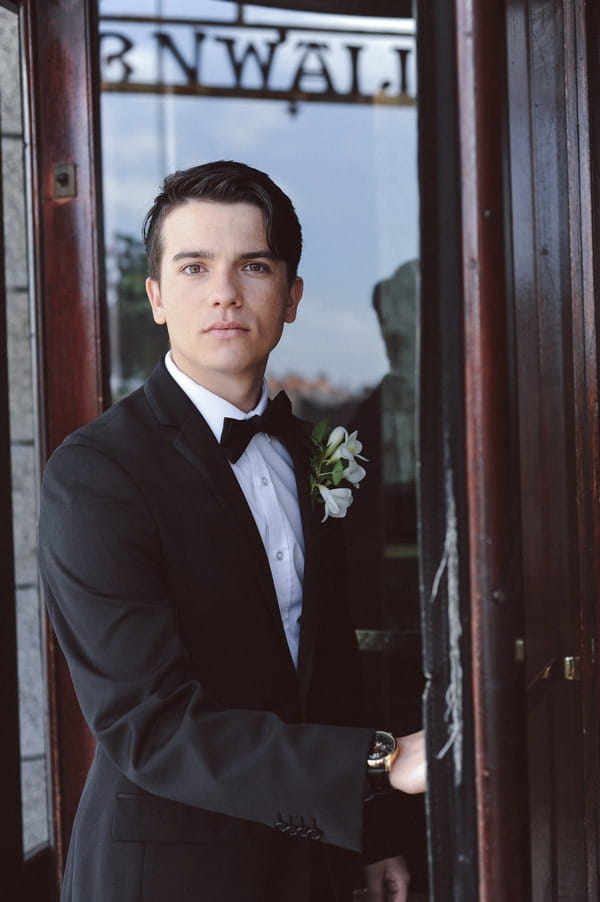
[39,437,374,853]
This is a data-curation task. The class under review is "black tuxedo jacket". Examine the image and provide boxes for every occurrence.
[39,360,380,902]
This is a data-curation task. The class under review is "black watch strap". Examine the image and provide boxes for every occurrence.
[365,730,397,798]
[366,764,393,797]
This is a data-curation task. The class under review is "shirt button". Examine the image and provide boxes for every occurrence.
[276,551,284,561]
[261,476,268,486]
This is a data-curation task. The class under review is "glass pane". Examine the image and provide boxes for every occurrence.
[1,4,49,854]
[100,1,417,399]
[99,0,425,887]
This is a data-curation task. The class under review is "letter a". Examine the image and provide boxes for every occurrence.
[291,42,335,94]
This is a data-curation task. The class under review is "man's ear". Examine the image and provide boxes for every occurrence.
[146,277,166,325]
[284,277,303,324]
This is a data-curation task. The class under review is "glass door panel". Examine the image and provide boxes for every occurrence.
[98,0,426,888]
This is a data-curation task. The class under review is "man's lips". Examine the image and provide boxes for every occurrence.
[205,321,249,335]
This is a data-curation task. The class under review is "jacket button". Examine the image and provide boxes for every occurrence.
[307,827,323,841]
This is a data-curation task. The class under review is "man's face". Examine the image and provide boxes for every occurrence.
[146,200,302,403]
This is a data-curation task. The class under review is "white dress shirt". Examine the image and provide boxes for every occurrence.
[164,351,304,667]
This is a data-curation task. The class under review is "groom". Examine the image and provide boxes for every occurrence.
[39,160,425,902]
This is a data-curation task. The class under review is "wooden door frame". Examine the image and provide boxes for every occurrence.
[583,0,600,888]
[418,0,530,897]
[23,0,108,889]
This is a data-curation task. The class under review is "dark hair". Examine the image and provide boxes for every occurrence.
[143,160,303,285]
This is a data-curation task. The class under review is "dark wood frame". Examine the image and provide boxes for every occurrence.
[456,1,530,897]
[23,0,108,890]
[417,0,478,896]
[585,1,600,890]
[418,0,530,897]
[230,0,412,16]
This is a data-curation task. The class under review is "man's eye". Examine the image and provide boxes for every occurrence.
[183,264,203,274]
[244,262,269,273]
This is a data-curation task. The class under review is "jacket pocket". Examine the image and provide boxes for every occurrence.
[112,792,250,844]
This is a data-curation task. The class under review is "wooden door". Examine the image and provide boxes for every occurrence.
[419,0,600,899]
[506,1,600,898]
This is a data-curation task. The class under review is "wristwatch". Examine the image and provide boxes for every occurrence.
[366,730,399,797]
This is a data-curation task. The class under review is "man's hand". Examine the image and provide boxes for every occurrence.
[389,730,426,795]
[357,855,411,901]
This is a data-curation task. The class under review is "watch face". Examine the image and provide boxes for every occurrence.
[367,731,396,763]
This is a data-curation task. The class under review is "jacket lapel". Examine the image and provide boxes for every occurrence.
[143,361,283,626]
[290,435,320,706]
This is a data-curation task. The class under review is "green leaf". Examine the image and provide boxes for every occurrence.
[311,419,330,446]
[331,460,345,486]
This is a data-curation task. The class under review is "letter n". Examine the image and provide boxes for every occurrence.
[154,31,206,85]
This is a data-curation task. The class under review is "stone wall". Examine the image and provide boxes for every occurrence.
[2,4,48,854]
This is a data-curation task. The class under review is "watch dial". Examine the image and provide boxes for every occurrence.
[368,731,396,761]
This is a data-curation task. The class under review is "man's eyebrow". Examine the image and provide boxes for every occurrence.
[171,249,279,262]
[240,250,279,260]
[172,250,212,262]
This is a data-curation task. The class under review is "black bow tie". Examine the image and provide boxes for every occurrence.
[220,391,296,462]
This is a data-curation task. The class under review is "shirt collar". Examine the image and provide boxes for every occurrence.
[164,351,268,442]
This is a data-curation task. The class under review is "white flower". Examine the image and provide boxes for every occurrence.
[324,426,348,462]
[317,485,353,522]
[339,430,367,462]
[342,456,366,486]
[310,421,367,524]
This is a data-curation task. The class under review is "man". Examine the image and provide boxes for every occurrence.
[39,161,425,902]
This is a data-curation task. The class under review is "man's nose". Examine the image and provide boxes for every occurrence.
[209,269,241,306]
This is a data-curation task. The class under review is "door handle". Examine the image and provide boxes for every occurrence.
[541,656,581,682]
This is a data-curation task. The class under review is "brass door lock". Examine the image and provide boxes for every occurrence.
[541,656,581,682]
[525,646,582,691]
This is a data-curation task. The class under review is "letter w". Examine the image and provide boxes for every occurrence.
[215,37,283,90]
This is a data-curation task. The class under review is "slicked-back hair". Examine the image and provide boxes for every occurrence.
[142,160,303,285]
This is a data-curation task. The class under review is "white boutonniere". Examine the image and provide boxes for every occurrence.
[309,421,367,522]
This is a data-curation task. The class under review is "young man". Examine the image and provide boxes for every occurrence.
[39,161,425,902]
